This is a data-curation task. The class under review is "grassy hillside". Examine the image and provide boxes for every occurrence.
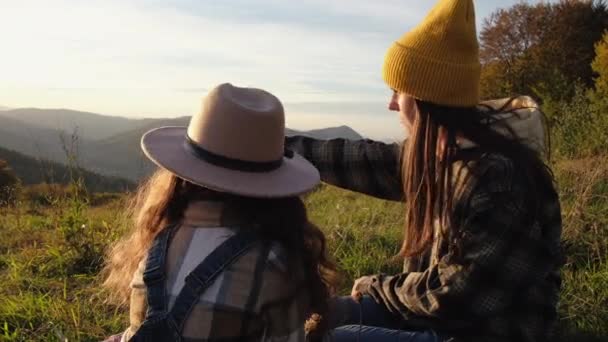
[0,157,606,341]
[0,147,134,193]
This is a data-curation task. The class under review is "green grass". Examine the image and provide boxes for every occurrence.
[0,158,607,341]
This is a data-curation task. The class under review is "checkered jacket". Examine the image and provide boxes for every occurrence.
[287,136,563,342]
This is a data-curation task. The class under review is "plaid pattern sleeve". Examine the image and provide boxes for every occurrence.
[362,155,563,341]
[285,136,404,201]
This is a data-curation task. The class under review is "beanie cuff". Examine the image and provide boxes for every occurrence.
[382,43,481,107]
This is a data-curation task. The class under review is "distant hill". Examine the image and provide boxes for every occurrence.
[92,116,192,180]
[0,107,364,181]
[0,106,10,111]
[0,146,134,192]
[286,126,362,140]
[0,115,84,163]
[0,114,173,180]
[0,108,149,140]
[99,116,191,146]
[93,120,363,180]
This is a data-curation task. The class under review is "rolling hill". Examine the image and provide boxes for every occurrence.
[0,115,86,163]
[0,108,363,181]
[0,146,134,192]
[0,108,150,140]
[285,126,362,140]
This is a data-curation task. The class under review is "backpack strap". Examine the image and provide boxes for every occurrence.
[169,231,264,333]
[142,224,179,318]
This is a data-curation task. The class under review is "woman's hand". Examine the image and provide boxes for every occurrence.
[350,276,374,302]
[101,334,122,342]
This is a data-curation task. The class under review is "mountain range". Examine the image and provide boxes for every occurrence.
[0,108,363,181]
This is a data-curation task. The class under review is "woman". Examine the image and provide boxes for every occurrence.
[287,0,563,341]
[103,83,336,341]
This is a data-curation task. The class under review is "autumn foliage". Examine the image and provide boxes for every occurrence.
[480,0,608,157]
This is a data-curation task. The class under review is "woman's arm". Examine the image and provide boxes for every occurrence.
[286,136,403,201]
[354,156,562,320]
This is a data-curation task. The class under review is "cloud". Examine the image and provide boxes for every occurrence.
[155,0,429,34]
[173,87,208,93]
[1,0,403,109]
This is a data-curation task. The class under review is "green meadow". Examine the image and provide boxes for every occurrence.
[0,155,607,341]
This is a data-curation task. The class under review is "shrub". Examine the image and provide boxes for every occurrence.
[540,84,608,158]
[21,183,84,206]
[0,160,20,206]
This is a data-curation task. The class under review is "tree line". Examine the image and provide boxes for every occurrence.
[480,0,608,157]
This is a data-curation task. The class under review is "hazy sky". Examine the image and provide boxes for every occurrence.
[0,0,552,140]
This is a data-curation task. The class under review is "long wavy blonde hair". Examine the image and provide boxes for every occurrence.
[103,169,337,337]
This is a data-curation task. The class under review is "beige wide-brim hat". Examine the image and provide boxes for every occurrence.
[141,83,320,198]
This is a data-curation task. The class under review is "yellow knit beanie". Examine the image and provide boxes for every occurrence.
[382,0,481,107]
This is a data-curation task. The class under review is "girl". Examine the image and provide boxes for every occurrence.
[103,83,336,341]
[287,0,563,341]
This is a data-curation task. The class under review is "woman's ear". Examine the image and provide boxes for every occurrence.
[399,94,418,134]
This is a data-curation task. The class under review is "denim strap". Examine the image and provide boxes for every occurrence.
[239,241,271,335]
[170,232,261,332]
[142,224,178,318]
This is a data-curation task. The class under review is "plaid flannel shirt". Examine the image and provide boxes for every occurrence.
[122,201,309,342]
[286,136,563,342]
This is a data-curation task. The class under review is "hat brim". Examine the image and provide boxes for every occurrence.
[141,127,321,198]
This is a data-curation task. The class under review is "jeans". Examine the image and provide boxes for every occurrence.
[327,296,444,342]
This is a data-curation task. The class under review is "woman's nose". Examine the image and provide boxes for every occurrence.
[388,100,399,111]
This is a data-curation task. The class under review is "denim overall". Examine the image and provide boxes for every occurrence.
[129,225,263,342]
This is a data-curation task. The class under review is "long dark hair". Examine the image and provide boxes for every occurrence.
[399,98,554,258]
[103,169,337,339]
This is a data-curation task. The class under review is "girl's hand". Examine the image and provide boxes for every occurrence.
[350,276,373,302]
[101,334,123,342]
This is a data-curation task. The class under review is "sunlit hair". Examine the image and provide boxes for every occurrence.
[399,97,554,258]
[103,169,337,338]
